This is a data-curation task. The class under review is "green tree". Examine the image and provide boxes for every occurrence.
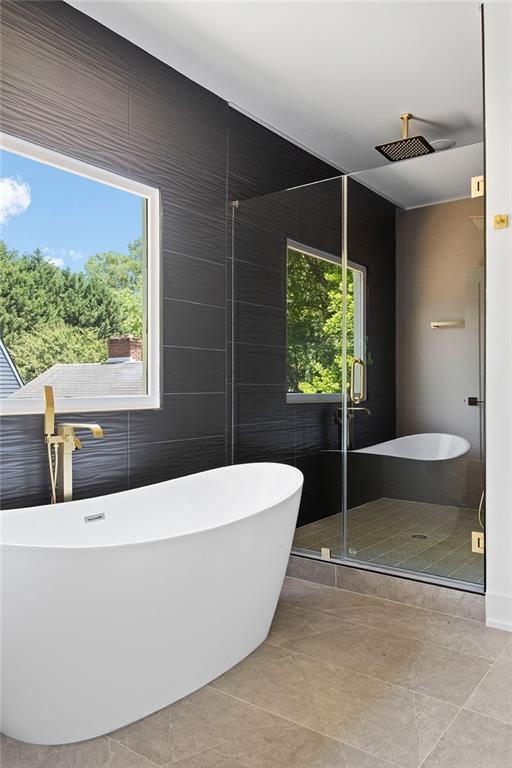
[0,241,122,346]
[84,239,142,291]
[0,238,144,381]
[287,248,355,395]
[9,321,107,382]
[84,239,143,336]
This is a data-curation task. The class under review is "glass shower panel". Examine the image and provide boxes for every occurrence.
[230,177,345,559]
[344,158,485,588]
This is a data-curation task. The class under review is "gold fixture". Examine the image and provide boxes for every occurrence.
[471,175,485,198]
[430,320,465,329]
[350,357,366,405]
[400,113,411,139]
[493,213,509,230]
[43,385,104,503]
[375,113,435,162]
[471,531,485,554]
[320,547,332,560]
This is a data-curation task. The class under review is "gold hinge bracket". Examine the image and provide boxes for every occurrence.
[472,531,485,554]
[471,175,485,198]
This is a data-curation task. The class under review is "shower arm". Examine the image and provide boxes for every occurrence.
[401,113,412,140]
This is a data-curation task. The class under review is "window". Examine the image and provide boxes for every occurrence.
[0,133,160,414]
[286,241,366,402]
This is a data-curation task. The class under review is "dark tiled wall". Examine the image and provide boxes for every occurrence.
[0,0,337,509]
[232,178,396,526]
[347,178,397,452]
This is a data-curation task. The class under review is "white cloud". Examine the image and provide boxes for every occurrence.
[68,249,85,261]
[42,246,85,268]
[45,256,65,268]
[0,176,31,224]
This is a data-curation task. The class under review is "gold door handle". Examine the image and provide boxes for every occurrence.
[350,357,366,404]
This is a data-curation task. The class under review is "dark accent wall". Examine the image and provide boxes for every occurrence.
[232,178,396,526]
[347,178,397,452]
[232,179,344,526]
[0,0,337,509]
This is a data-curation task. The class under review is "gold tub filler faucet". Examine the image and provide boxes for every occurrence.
[43,385,104,504]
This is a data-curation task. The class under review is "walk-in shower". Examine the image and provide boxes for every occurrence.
[230,145,485,592]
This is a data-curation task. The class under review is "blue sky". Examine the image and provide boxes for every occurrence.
[0,149,143,272]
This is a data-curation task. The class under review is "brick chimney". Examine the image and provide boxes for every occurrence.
[107,336,142,362]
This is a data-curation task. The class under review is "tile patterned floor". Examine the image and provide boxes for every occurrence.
[2,576,511,768]
[293,498,484,584]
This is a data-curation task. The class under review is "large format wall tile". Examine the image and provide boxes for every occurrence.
[163,347,226,394]
[130,394,225,445]
[163,252,226,306]
[129,435,225,488]
[163,300,226,350]
[0,0,343,511]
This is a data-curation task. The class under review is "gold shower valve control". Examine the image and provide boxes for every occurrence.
[472,531,485,554]
[493,213,509,230]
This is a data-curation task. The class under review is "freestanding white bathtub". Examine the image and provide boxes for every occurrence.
[0,462,303,745]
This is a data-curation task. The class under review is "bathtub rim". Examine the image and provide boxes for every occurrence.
[0,462,304,551]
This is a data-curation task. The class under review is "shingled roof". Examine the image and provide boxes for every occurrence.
[0,338,22,398]
[9,361,144,398]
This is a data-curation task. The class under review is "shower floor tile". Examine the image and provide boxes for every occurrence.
[292,497,484,585]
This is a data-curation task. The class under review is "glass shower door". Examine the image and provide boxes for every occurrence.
[343,166,485,589]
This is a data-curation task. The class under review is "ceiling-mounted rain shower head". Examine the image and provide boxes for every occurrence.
[375,113,435,162]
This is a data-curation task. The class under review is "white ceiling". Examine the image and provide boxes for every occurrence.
[353,141,484,209]
[67,1,484,203]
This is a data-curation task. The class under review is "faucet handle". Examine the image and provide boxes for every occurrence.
[60,423,104,439]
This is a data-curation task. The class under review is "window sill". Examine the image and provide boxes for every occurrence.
[286,393,344,404]
[0,393,161,416]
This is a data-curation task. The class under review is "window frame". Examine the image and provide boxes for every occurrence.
[0,132,161,415]
[286,239,366,404]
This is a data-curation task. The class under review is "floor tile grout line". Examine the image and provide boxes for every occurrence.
[417,538,473,574]
[106,735,162,767]
[414,629,512,765]
[416,705,463,768]
[346,514,458,558]
[346,509,431,543]
[274,610,501,665]
[285,576,486,627]
[305,503,478,574]
[355,512,473,565]
[275,598,505,662]
[391,536,476,573]
[208,680,401,768]
[262,640,481,711]
[457,634,512,716]
[446,553,484,580]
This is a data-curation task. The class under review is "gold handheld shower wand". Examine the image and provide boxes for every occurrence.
[43,385,104,503]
